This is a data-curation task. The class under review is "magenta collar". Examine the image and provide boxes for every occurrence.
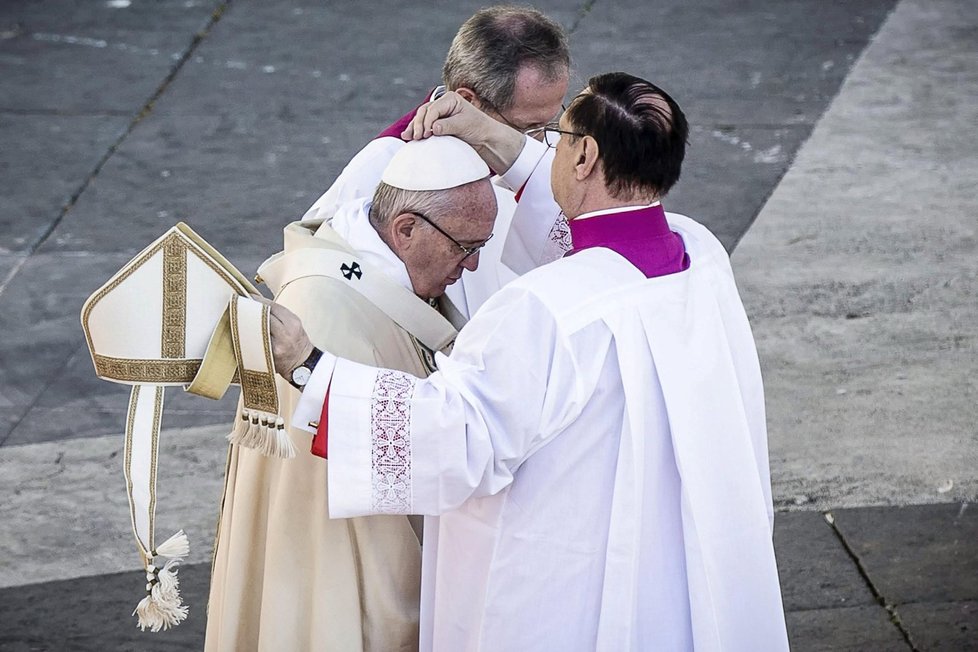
[567,204,689,278]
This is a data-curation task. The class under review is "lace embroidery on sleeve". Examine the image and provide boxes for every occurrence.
[541,214,573,263]
[370,370,417,513]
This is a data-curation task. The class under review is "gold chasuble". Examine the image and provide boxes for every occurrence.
[205,219,457,652]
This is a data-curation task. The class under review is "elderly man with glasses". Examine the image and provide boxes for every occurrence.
[205,136,496,652]
[208,9,574,650]
[303,5,572,320]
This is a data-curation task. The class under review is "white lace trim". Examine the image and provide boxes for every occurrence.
[370,370,417,513]
[542,214,573,262]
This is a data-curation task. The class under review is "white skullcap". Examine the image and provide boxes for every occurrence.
[381,135,490,191]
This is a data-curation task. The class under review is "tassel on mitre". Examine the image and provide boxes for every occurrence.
[227,408,296,459]
[133,530,190,632]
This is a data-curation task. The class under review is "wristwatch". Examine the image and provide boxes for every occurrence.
[289,347,323,390]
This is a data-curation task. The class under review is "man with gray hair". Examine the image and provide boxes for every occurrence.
[205,137,495,651]
[304,5,572,317]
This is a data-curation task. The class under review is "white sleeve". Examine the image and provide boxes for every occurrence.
[497,136,571,275]
[326,286,585,518]
[290,351,338,434]
[301,137,405,222]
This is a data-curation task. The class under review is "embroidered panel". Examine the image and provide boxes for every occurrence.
[95,355,201,383]
[239,369,278,414]
[161,234,187,359]
[543,215,573,262]
[370,370,417,513]
[94,355,241,385]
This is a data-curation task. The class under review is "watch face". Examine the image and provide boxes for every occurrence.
[292,365,312,387]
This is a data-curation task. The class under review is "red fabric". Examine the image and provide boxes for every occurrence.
[310,382,331,459]
[514,183,527,203]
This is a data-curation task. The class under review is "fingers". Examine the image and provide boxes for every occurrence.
[401,92,468,140]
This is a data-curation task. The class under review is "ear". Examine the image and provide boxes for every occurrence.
[454,87,479,107]
[388,212,420,252]
[574,136,601,181]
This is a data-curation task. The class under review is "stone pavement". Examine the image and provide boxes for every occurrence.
[0,0,974,650]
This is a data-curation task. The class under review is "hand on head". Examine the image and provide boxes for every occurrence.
[401,92,495,143]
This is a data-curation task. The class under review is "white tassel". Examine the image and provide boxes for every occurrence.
[225,409,252,446]
[154,530,189,559]
[259,417,296,459]
[133,531,190,632]
[227,409,295,459]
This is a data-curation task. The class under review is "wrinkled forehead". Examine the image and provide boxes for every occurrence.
[438,180,497,238]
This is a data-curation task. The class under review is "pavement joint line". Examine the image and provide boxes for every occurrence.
[822,510,920,652]
[0,0,233,305]
[726,1,900,255]
[569,0,598,34]
[0,255,28,297]
[0,107,133,117]
[0,344,85,449]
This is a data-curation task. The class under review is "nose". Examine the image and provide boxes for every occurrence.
[461,251,480,272]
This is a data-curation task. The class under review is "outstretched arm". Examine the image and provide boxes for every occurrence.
[401,91,526,175]
[263,291,583,518]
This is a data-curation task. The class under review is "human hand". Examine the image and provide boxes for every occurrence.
[401,91,496,144]
[252,295,314,377]
[401,91,526,175]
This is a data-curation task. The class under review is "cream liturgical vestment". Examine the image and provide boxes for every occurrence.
[205,202,458,651]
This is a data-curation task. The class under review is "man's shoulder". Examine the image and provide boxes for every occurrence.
[665,212,730,264]
[501,249,641,323]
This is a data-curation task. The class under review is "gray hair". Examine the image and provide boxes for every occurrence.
[442,5,570,112]
[369,182,464,236]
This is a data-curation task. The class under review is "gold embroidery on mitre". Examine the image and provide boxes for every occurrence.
[95,355,202,384]
[148,386,163,546]
[161,235,187,359]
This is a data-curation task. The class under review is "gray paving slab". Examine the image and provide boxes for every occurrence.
[831,503,978,604]
[0,15,209,114]
[784,605,910,652]
[0,562,210,651]
[34,0,897,259]
[566,0,897,248]
[0,254,20,283]
[733,0,978,508]
[774,511,876,611]
[0,0,224,254]
[0,425,229,588]
[0,115,123,254]
[898,601,978,652]
[0,252,132,411]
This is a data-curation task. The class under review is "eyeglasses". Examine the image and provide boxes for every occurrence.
[477,95,553,135]
[409,212,494,260]
[525,123,586,148]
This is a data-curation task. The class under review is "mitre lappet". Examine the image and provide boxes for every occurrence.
[80,222,292,631]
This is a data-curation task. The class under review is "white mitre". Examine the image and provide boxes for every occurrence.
[80,223,292,633]
[381,135,490,191]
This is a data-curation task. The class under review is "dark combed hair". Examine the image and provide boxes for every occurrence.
[566,72,689,199]
[442,5,570,112]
